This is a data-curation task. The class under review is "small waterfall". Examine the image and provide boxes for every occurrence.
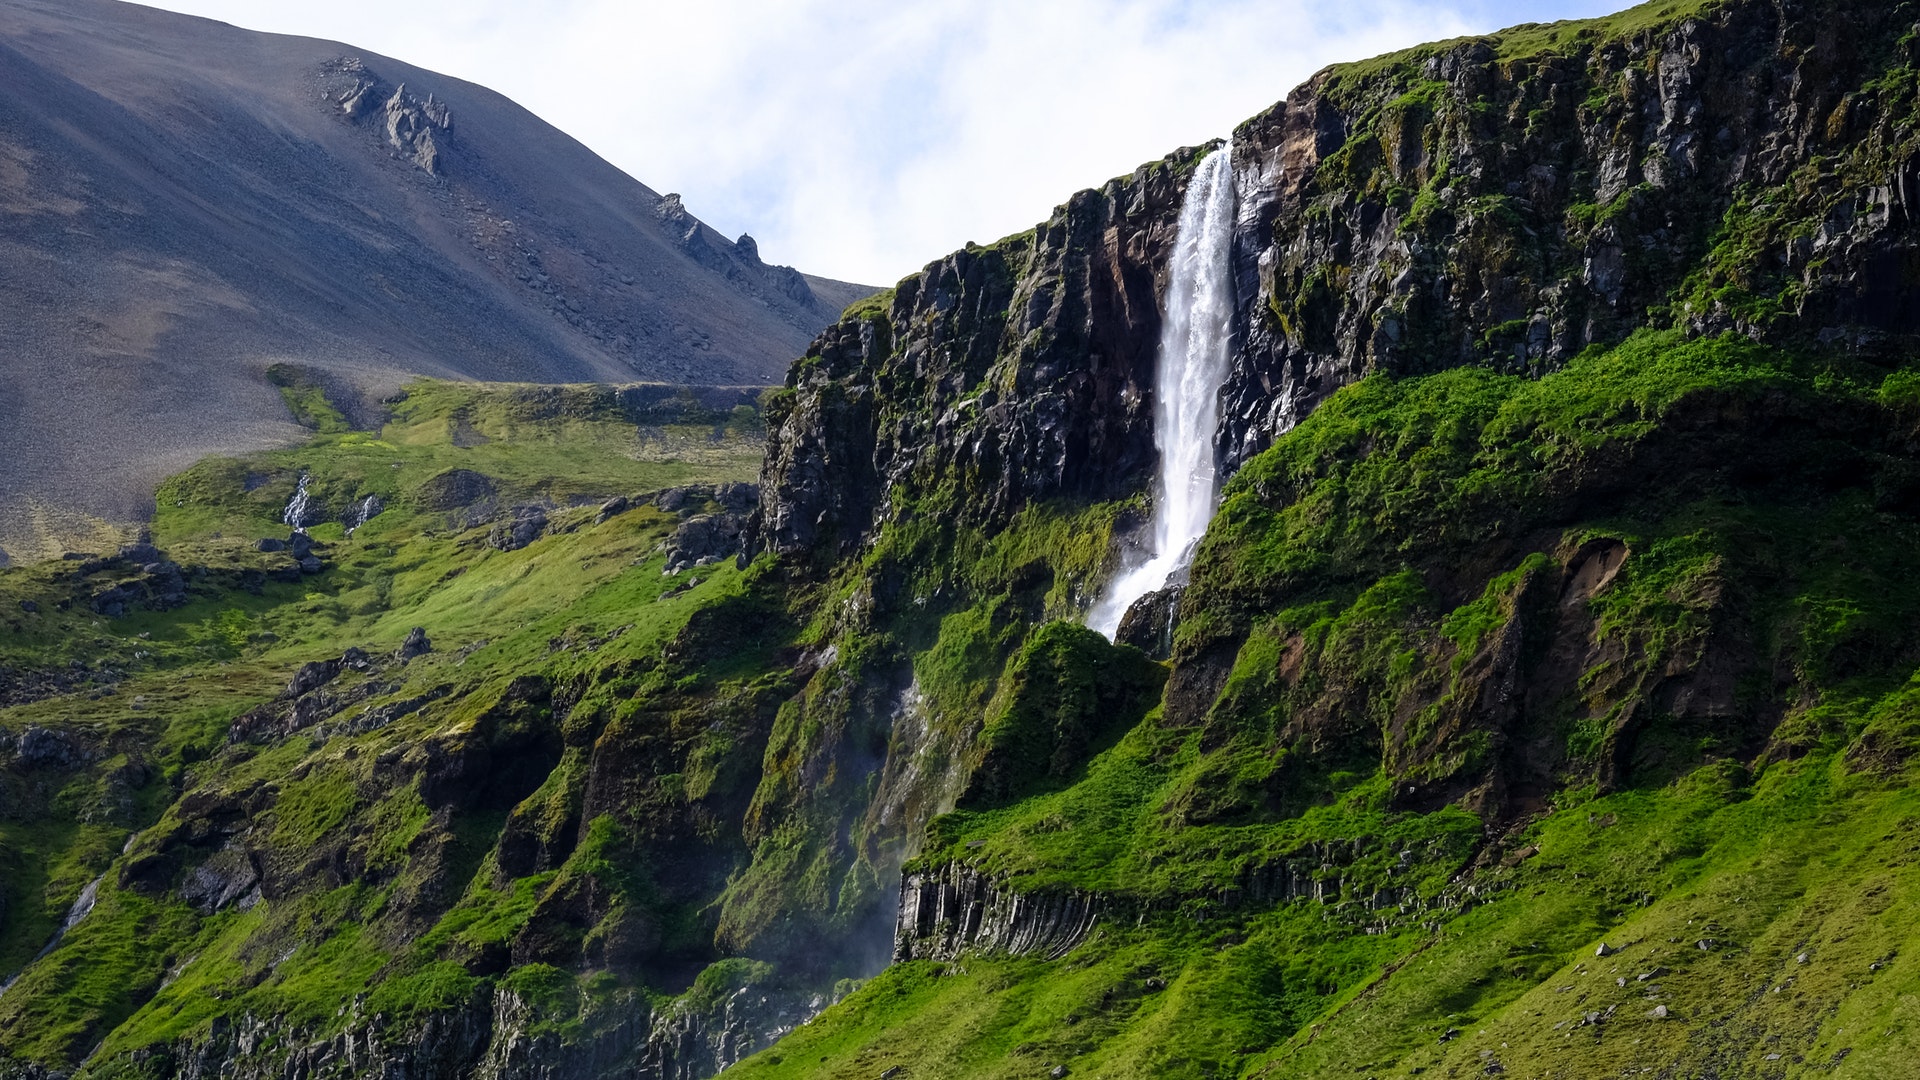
[282,473,316,533]
[1090,146,1237,638]
[345,494,383,536]
[0,871,107,999]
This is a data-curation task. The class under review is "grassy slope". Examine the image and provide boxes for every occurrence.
[726,330,1920,1078]
[0,379,764,1064]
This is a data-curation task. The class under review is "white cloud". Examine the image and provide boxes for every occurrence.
[142,0,1620,284]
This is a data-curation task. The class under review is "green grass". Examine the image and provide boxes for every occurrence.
[728,327,1920,1078]
[0,376,771,1068]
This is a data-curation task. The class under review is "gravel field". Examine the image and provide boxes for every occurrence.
[0,0,870,562]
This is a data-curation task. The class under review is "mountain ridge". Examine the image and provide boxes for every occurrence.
[0,0,871,565]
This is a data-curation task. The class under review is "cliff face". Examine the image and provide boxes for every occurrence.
[751,146,1208,560]
[1219,0,1920,466]
[761,0,1920,556]
[12,2,1920,1079]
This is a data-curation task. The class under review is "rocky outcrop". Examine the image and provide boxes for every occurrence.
[177,843,261,915]
[894,863,1102,962]
[1216,0,1920,468]
[334,59,453,174]
[417,469,499,513]
[85,978,813,1080]
[227,642,422,743]
[489,507,549,552]
[1114,583,1182,660]
[751,146,1210,561]
[635,985,820,1080]
[757,0,1920,568]
[135,1003,494,1080]
[660,515,743,575]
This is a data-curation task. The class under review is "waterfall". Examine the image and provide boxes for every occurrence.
[345,494,383,536]
[1090,146,1237,639]
[282,473,316,533]
[0,871,107,999]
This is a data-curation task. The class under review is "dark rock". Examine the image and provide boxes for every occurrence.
[416,468,497,511]
[179,844,261,915]
[16,725,92,770]
[119,542,164,564]
[662,514,745,574]
[1115,584,1183,660]
[289,532,314,559]
[654,485,711,514]
[896,862,1101,962]
[89,585,136,617]
[142,560,189,608]
[714,482,759,514]
[297,555,325,575]
[255,537,288,553]
[18,600,38,613]
[288,659,343,698]
[344,493,385,534]
[396,626,432,662]
[488,507,548,552]
[595,495,630,523]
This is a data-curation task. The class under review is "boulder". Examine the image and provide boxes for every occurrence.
[595,495,630,523]
[662,513,745,574]
[119,542,164,564]
[489,507,548,552]
[714,482,760,514]
[288,658,343,698]
[396,626,432,662]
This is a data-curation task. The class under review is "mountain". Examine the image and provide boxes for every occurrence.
[0,0,871,566]
[6,0,1920,1077]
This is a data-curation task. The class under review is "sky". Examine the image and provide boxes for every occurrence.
[143,0,1625,286]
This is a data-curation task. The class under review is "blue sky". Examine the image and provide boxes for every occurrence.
[147,0,1629,284]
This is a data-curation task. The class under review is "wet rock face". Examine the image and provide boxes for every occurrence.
[1114,584,1183,661]
[751,146,1209,561]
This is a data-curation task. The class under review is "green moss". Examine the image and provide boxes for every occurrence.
[840,289,895,324]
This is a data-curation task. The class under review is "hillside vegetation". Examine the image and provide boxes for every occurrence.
[8,0,1920,1077]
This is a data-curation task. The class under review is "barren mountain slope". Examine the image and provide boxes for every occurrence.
[0,0,870,564]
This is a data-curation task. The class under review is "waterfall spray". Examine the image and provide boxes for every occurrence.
[1089,146,1237,639]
